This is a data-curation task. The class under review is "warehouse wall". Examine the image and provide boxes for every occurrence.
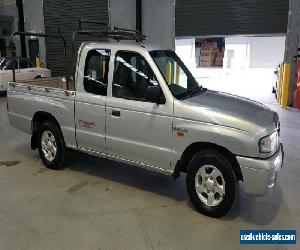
[176,0,289,37]
[23,0,46,64]
[249,36,285,68]
[110,0,136,30]
[175,38,196,68]
[43,0,109,76]
[0,3,18,57]
[142,0,175,50]
[40,0,174,75]
[223,36,286,69]
[43,0,174,75]
[224,37,250,69]
[110,0,175,50]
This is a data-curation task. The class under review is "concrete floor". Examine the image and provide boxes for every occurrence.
[0,88,300,249]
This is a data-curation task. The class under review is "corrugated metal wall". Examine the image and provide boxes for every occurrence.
[176,0,289,37]
[43,0,109,76]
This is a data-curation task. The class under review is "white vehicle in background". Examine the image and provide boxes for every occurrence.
[0,57,51,93]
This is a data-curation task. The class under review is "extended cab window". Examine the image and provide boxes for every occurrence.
[84,49,110,96]
[113,51,159,101]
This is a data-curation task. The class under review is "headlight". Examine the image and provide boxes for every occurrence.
[259,132,279,153]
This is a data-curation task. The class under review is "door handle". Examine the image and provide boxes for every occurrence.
[111,110,121,117]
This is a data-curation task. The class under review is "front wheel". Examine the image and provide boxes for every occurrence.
[186,149,236,218]
[37,120,66,170]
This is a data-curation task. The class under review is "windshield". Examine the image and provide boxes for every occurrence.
[150,50,202,99]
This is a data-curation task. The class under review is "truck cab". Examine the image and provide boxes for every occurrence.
[73,43,175,173]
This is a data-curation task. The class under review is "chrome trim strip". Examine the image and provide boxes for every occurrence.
[66,145,173,176]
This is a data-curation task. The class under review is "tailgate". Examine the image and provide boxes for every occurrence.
[7,82,76,146]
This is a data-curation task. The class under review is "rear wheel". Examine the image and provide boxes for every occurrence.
[37,120,66,170]
[186,149,236,218]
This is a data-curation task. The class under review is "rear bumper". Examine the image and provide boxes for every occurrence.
[237,144,284,196]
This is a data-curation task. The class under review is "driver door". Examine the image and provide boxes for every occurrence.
[106,50,173,171]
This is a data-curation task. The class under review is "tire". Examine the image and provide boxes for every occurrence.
[186,149,236,218]
[37,120,66,170]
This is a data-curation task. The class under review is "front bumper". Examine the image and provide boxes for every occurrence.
[237,144,284,196]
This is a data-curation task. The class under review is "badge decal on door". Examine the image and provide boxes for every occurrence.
[79,120,96,128]
[174,127,188,137]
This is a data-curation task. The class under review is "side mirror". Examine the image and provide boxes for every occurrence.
[146,85,165,104]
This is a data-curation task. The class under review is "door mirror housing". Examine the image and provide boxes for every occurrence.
[146,85,165,104]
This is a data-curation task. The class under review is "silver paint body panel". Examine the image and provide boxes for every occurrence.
[237,145,283,196]
[7,42,282,196]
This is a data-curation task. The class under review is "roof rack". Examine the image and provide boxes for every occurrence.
[76,19,146,41]
[72,19,147,57]
[9,23,147,89]
[113,26,145,38]
[71,24,147,74]
[9,31,68,86]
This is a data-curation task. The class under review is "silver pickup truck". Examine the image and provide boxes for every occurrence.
[7,42,284,217]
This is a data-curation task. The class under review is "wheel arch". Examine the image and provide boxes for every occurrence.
[31,111,62,150]
[174,142,243,181]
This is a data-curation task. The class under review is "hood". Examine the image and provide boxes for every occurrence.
[177,89,277,134]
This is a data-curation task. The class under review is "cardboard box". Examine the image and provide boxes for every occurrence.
[202,41,218,48]
[215,61,223,67]
[201,53,216,60]
[201,52,217,57]
[200,60,215,67]
[216,50,224,56]
[201,47,218,54]
[200,56,215,67]
[215,57,223,66]
[200,41,218,54]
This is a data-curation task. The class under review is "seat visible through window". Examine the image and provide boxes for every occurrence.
[113,51,159,101]
[84,49,110,96]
